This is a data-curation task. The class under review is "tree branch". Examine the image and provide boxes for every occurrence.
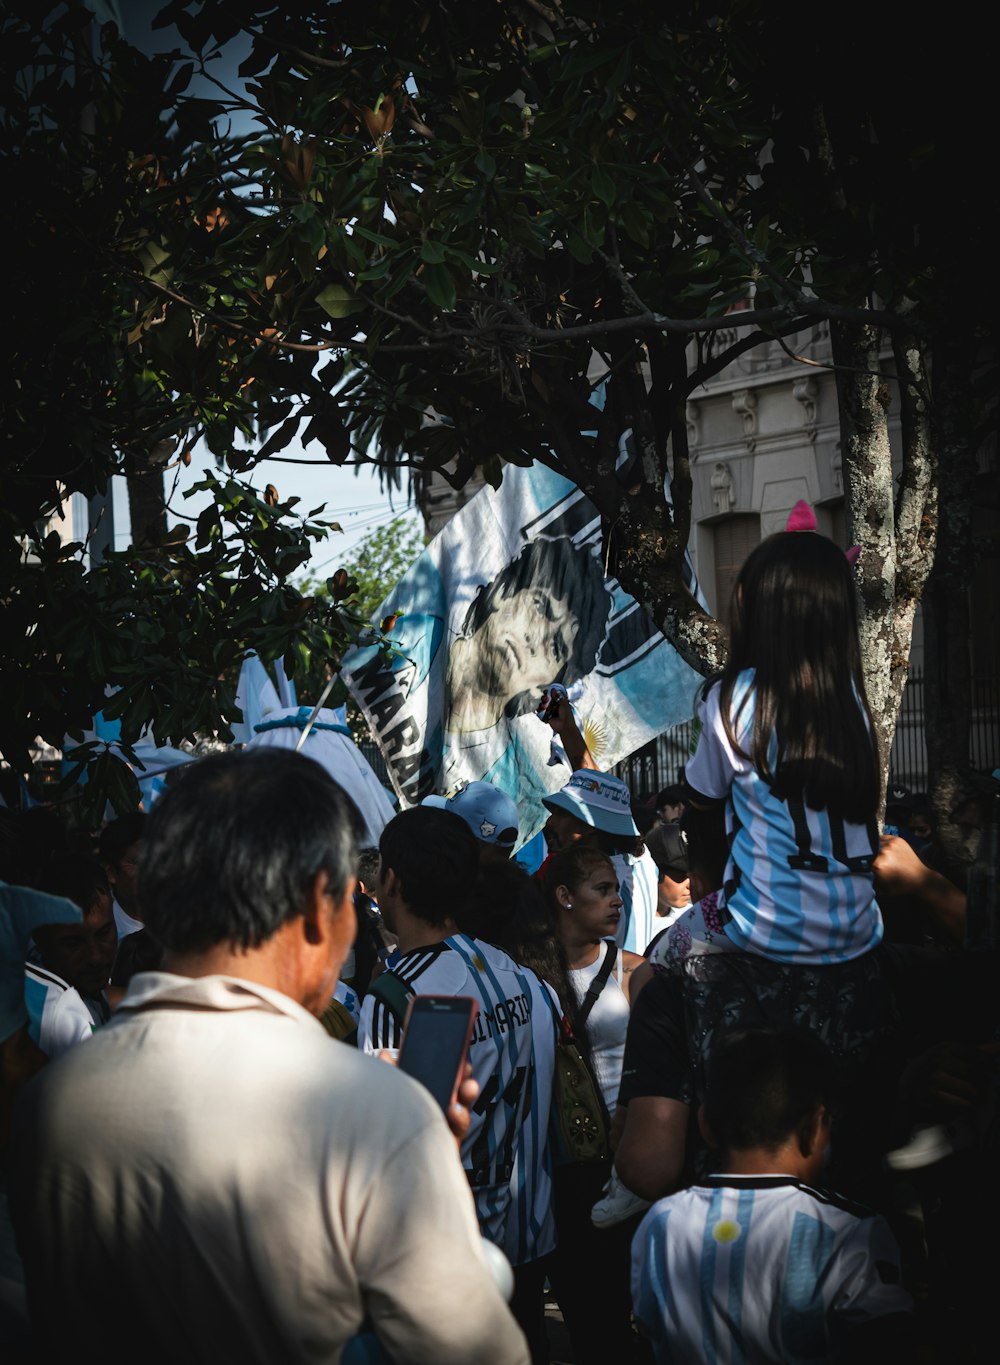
[675,155,812,314]
[262,39,350,71]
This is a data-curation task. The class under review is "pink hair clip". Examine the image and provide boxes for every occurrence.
[785,499,860,565]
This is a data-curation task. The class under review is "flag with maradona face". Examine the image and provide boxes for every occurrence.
[341,461,703,845]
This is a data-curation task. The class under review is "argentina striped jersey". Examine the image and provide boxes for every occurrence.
[685,674,882,964]
[631,1175,911,1363]
[357,934,557,1266]
[612,847,660,955]
[24,964,94,1060]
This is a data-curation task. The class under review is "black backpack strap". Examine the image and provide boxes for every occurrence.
[576,941,617,1032]
[367,970,415,1030]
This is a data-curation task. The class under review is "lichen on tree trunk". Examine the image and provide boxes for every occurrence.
[831,325,899,812]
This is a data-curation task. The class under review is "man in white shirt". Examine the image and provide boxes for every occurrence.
[10,750,528,1365]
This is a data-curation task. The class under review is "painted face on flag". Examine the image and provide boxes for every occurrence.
[474,588,578,699]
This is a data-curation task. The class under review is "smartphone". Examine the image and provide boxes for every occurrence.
[535,682,567,724]
[398,995,479,1114]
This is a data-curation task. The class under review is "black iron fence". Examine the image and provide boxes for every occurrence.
[887,669,999,793]
[613,670,1000,801]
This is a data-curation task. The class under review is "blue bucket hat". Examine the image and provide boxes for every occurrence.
[542,770,638,840]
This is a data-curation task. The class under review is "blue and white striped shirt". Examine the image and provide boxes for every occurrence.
[685,675,882,964]
[24,964,94,1060]
[357,934,557,1267]
[632,1175,911,1363]
[612,848,660,955]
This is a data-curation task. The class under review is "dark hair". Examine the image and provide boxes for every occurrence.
[631,799,659,839]
[702,1029,838,1152]
[458,859,575,1014]
[34,853,110,914]
[721,532,879,822]
[357,846,381,891]
[462,537,613,717]
[139,750,362,954]
[98,813,146,867]
[378,807,478,928]
[541,844,617,913]
[680,803,729,894]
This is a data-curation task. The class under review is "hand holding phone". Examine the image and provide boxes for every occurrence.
[535,682,568,725]
[398,995,478,1115]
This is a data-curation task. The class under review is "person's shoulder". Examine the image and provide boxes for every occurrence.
[25,961,72,994]
[634,1184,702,1233]
[792,1179,877,1223]
[473,939,548,994]
[452,934,517,977]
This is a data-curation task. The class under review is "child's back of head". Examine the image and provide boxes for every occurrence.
[701,1028,838,1173]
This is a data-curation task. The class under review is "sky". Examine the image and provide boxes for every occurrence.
[109,441,422,579]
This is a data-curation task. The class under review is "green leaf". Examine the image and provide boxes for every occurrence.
[619,201,650,247]
[420,239,447,265]
[421,263,457,311]
[592,166,616,208]
[316,284,364,318]
[567,232,593,264]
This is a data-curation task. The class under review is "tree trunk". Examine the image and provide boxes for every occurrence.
[832,320,903,813]
[922,336,976,840]
[594,338,728,678]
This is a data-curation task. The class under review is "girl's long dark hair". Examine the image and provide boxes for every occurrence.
[458,860,580,1031]
[720,532,879,823]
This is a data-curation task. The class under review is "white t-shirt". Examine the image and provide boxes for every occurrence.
[612,848,659,954]
[632,1175,912,1363]
[358,934,557,1267]
[113,898,144,940]
[685,674,883,964]
[567,946,629,1115]
[11,972,528,1365]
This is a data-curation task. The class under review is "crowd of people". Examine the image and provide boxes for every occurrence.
[1,522,997,1363]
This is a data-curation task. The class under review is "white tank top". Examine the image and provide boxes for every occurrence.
[568,946,630,1116]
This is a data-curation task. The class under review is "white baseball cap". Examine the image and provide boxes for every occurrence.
[542,769,638,839]
[423,781,520,848]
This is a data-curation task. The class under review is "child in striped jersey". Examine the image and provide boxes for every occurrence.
[631,1029,913,1363]
[682,523,883,966]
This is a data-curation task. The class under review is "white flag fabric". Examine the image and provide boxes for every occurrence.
[341,463,702,844]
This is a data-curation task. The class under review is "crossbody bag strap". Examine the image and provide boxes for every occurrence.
[575,941,617,1032]
[367,970,414,1028]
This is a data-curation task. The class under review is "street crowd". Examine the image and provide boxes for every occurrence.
[1,522,996,1363]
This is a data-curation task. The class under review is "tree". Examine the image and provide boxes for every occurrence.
[4,1,995,815]
[0,1,382,816]
[295,512,426,733]
[300,514,426,628]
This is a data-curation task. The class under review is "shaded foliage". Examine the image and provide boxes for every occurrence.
[3,0,995,816]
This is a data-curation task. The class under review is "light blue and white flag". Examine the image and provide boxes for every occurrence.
[341,463,702,844]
